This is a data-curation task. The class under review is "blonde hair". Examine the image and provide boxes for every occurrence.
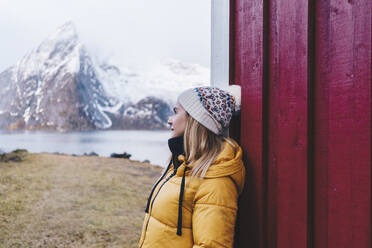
[166,114,237,179]
[183,114,227,178]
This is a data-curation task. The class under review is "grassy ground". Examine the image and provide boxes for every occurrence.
[0,151,162,248]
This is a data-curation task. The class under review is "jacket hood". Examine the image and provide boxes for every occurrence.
[176,137,245,194]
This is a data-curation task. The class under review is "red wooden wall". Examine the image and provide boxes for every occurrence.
[229,0,371,248]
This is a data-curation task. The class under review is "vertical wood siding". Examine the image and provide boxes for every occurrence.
[313,1,371,247]
[230,0,264,247]
[229,0,371,247]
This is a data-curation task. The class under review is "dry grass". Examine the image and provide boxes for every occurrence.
[0,152,162,248]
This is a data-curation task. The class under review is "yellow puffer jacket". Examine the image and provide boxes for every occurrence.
[138,138,245,248]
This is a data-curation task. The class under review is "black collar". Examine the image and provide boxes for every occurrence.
[168,135,185,157]
[168,135,185,169]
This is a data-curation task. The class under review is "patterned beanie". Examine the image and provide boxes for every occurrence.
[177,85,241,136]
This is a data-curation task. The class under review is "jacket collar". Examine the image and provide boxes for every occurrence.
[168,135,185,156]
[168,135,185,171]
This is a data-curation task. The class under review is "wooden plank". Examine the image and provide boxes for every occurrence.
[230,0,264,247]
[314,0,371,247]
[267,0,309,247]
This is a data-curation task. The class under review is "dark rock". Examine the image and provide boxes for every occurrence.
[11,149,28,154]
[110,152,131,159]
[53,152,62,155]
[0,149,28,162]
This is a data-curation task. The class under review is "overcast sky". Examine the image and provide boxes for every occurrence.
[0,0,211,72]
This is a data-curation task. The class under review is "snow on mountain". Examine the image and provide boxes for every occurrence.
[0,21,120,131]
[95,57,210,107]
[109,96,173,130]
[0,21,210,132]
[16,21,81,84]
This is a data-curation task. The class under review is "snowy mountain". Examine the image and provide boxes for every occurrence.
[109,96,173,130]
[0,21,209,132]
[95,57,209,106]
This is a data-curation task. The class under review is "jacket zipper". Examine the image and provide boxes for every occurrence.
[139,170,176,247]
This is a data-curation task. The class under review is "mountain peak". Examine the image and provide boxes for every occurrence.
[57,20,77,31]
[46,21,78,43]
[11,20,84,87]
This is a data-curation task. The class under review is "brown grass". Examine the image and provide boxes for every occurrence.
[0,152,162,248]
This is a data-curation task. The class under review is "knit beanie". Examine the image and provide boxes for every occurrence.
[177,85,241,137]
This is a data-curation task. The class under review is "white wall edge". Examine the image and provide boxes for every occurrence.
[211,0,230,88]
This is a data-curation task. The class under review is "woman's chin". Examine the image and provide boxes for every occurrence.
[170,131,182,138]
[170,131,175,138]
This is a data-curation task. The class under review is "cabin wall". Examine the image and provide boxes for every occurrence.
[229,0,371,247]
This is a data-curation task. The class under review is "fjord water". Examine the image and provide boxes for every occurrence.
[0,130,171,166]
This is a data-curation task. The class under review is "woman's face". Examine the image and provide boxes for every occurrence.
[168,102,187,138]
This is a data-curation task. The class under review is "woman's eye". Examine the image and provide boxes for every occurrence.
[173,107,177,114]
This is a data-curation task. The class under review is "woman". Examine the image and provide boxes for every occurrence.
[138,86,245,248]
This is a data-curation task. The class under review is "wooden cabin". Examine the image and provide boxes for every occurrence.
[211,1,371,247]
